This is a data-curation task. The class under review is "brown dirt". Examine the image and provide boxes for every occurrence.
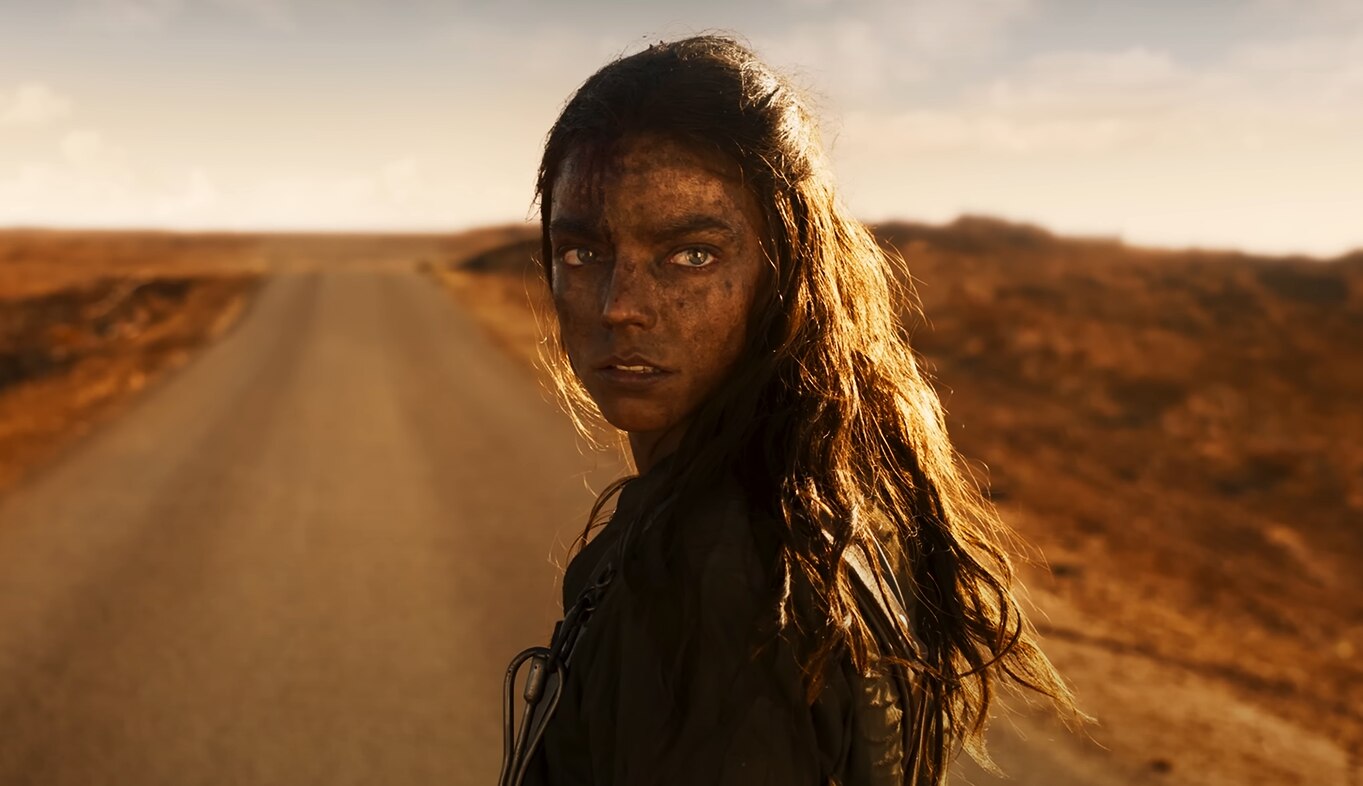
[0,225,540,498]
[431,218,1363,784]
[0,230,268,298]
[427,232,548,372]
[0,238,266,495]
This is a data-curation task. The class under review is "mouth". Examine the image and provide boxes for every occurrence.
[596,354,671,373]
[604,363,662,374]
[594,355,674,386]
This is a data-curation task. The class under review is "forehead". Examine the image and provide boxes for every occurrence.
[550,136,758,228]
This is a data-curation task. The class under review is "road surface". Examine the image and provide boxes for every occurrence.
[0,268,623,785]
[0,265,1152,785]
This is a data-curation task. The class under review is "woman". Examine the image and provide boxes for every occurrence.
[501,35,1079,786]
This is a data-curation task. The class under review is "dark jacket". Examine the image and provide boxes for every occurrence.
[523,464,912,786]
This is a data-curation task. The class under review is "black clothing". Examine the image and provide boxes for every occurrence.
[523,464,911,785]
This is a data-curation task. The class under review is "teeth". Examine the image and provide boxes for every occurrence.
[614,365,656,373]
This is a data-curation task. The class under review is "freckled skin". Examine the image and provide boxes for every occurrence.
[549,136,768,471]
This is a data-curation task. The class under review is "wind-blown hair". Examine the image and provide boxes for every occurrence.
[535,35,1080,781]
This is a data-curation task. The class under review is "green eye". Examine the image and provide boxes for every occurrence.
[670,248,716,268]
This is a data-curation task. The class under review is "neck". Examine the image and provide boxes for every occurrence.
[627,420,688,474]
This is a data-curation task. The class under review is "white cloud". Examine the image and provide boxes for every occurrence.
[72,0,296,31]
[74,0,185,31]
[880,0,1033,59]
[1251,0,1363,28]
[0,161,137,225]
[988,48,1184,111]
[0,147,445,230]
[230,157,435,226]
[828,34,1363,255]
[839,35,1363,158]
[843,109,1135,155]
[211,0,294,30]
[758,0,1034,99]
[759,19,928,97]
[0,83,75,127]
[1227,32,1363,104]
[445,21,626,88]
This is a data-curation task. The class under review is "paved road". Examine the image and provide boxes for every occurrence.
[0,269,623,785]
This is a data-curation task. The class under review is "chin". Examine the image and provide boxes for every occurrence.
[596,399,679,435]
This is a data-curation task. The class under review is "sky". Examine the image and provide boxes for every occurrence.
[1,0,1360,256]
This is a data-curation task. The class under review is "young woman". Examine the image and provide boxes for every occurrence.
[501,35,1079,786]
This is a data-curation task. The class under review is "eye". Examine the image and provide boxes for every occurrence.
[559,247,600,267]
[669,247,717,268]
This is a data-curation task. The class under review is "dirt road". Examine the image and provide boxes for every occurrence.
[0,269,623,785]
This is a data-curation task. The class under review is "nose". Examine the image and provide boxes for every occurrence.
[600,257,656,330]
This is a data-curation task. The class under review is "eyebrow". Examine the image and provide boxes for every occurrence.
[549,214,740,243]
[646,215,740,243]
[548,217,604,238]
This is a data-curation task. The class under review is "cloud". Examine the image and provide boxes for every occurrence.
[838,32,1363,159]
[0,83,75,127]
[757,0,1034,99]
[73,0,184,31]
[834,47,1185,156]
[987,48,1184,111]
[0,145,445,229]
[233,157,435,226]
[1251,0,1363,28]
[72,0,295,31]
[826,32,1363,255]
[842,108,1136,155]
[1227,32,1363,104]
[211,0,293,30]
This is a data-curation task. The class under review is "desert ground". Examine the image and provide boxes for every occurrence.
[0,228,528,495]
[0,223,1358,784]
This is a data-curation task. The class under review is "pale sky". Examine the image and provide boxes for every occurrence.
[1,0,1360,256]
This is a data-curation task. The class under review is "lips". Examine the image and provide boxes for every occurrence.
[596,354,671,374]
[605,364,661,374]
[594,354,674,387]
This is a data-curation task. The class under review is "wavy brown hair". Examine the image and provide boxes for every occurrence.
[535,35,1081,782]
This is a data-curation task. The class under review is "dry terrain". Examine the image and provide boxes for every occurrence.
[2,222,1357,784]
[0,228,624,785]
[1,231,265,493]
[431,218,1363,785]
[0,227,532,495]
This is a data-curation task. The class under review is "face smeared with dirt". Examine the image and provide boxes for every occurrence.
[548,135,768,465]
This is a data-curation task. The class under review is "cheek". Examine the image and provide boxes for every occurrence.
[551,276,594,334]
[681,273,756,371]
[551,292,592,373]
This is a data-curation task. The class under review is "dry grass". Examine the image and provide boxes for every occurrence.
[876,218,1363,780]
[0,231,273,494]
[0,273,261,495]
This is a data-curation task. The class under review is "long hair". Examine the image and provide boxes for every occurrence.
[535,35,1081,780]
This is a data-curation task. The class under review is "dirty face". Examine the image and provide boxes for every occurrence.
[548,135,768,460]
